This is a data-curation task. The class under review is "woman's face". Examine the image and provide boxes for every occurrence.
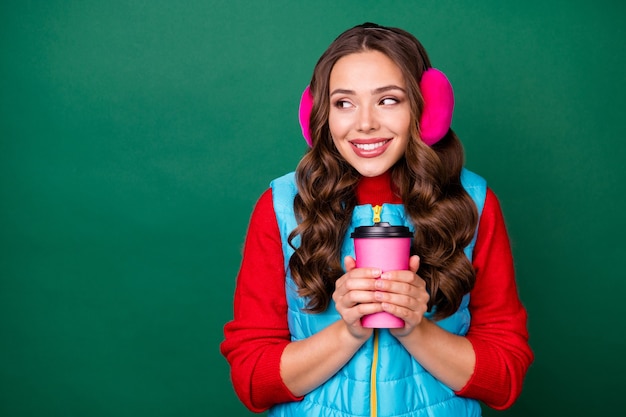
[328,50,411,178]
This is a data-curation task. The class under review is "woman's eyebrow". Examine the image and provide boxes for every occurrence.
[329,88,354,96]
[372,85,406,94]
[329,85,406,96]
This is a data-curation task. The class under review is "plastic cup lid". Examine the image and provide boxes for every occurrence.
[350,222,413,238]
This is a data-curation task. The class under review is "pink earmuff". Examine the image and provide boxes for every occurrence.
[298,85,314,147]
[298,68,454,147]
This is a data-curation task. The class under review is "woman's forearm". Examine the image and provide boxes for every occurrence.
[395,319,475,391]
[280,320,368,397]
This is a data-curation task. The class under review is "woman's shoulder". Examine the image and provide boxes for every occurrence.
[269,172,298,211]
[270,171,297,188]
[461,167,487,188]
[461,168,488,216]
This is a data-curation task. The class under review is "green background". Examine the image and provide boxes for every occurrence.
[2,1,625,416]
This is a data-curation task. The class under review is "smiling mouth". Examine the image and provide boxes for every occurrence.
[352,139,391,151]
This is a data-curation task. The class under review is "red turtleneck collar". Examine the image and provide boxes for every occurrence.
[355,171,403,206]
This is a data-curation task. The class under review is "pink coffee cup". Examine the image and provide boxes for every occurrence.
[351,222,413,328]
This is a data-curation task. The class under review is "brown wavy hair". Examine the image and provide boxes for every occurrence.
[288,23,478,320]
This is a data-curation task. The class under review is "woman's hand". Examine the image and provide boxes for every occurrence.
[332,256,383,340]
[371,255,431,338]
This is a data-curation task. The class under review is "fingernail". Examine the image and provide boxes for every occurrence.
[372,268,382,277]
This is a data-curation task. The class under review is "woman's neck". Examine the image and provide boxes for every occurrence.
[355,171,402,206]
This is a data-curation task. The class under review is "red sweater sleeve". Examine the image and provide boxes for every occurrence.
[455,189,534,409]
[220,189,302,412]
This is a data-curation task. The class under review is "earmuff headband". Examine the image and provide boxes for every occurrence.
[298,68,454,147]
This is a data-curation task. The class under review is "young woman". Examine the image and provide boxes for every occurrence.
[221,23,533,417]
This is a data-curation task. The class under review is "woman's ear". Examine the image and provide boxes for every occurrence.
[298,86,314,147]
[418,68,454,146]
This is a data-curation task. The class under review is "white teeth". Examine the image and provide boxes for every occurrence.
[354,141,388,150]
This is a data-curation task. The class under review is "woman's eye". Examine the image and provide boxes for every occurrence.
[380,97,399,105]
[335,100,353,109]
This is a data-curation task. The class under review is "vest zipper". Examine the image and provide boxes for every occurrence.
[370,206,382,416]
[370,329,379,417]
[372,205,382,224]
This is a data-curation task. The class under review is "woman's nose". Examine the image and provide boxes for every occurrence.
[357,105,379,132]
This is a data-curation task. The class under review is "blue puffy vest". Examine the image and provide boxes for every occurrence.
[269,169,486,417]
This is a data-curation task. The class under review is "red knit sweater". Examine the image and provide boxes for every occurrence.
[221,172,533,412]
